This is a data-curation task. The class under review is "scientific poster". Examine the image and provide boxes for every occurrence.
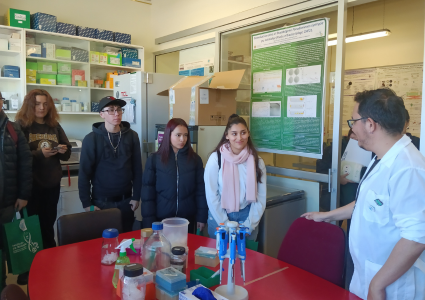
[250,18,328,157]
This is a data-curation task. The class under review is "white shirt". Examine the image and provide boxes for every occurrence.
[350,135,425,300]
[204,152,267,233]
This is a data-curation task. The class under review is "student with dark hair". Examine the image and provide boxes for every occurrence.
[204,114,267,241]
[141,118,207,233]
[303,89,425,300]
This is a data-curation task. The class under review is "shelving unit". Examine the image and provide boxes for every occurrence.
[90,87,113,91]
[0,77,22,81]
[26,56,89,66]
[90,63,141,71]
[27,83,89,89]
[0,50,21,57]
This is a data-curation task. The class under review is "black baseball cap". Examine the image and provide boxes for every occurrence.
[98,96,126,112]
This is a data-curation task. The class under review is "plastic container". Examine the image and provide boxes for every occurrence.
[194,247,219,267]
[162,218,189,249]
[101,228,119,265]
[170,246,187,274]
[142,222,171,273]
[155,267,187,293]
[190,267,220,288]
[156,285,180,300]
[125,239,141,255]
[140,228,153,257]
[120,263,146,300]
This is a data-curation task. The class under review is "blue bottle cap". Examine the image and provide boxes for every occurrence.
[152,222,163,230]
[102,228,119,238]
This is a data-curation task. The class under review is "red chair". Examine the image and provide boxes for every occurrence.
[277,217,346,287]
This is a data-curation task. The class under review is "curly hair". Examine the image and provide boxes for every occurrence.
[15,89,59,128]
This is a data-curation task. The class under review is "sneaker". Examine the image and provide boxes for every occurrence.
[17,272,29,285]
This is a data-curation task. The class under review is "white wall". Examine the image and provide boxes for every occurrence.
[0,0,155,71]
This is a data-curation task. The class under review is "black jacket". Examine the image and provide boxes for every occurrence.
[78,122,143,208]
[21,122,71,189]
[0,111,32,208]
[141,144,208,228]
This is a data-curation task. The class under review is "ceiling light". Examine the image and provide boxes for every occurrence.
[327,29,391,46]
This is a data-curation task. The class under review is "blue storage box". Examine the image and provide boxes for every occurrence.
[155,267,187,293]
[1,65,20,78]
[91,102,99,112]
[30,13,57,32]
[57,22,76,35]
[96,29,114,41]
[114,32,131,44]
[121,48,138,59]
[71,47,89,62]
[77,26,96,39]
[122,58,141,68]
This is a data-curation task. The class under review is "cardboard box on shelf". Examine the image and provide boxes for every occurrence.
[158,69,246,126]
[99,52,107,64]
[122,58,141,68]
[76,26,96,38]
[5,8,30,29]
[41,43,55,59]
[26,44,41,57]
[72,70,85,86]
[57,22,76,35]
[71,47,89,62]
[114,32,131,44]
[1,65,20,78]
[57,74,71,86]
[57,62,71,74]
[75,80,87,87]
[90,51,100,64]
[36,73,56,84]
[121,48,138,59]
[107,54,121,66]
[8,38,21,52]
[26,75,36,84]
[37,61,57,74]
[56,47,71,60]
[26,61,37,76]
[30,12,57,32]
[106,72,118,88]
[96,29,114,41]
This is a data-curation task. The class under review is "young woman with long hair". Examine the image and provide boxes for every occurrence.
[15,90,71,250]
[141,118,208,233]
[204,114,267,241]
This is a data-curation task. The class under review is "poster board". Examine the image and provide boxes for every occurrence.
[250,18,329,159]
[328,63,423,137]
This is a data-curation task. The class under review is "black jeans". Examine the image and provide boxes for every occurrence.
[93,198,135,233]
[27,184,61,249]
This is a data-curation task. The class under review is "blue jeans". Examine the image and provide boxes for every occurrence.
[207,204,259,241]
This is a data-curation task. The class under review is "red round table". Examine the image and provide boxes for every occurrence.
[29,231,361,300]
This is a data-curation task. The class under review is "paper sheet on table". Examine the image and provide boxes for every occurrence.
[341,138,372,167]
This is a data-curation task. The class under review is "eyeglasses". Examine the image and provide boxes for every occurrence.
[101,108,125,115]
[347,117,378,128]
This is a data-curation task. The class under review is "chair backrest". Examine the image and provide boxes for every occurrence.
[277,217,346,287]
[1,284,29,300]
[57,208,123,246]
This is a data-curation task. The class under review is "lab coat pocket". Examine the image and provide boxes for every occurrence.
[362,190,389,225]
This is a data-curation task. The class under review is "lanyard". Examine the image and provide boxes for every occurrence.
[354,158,381,202]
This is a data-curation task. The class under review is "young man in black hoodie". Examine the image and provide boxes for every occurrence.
[78,96,143,232]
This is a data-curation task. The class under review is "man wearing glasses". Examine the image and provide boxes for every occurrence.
[79,96,143,232]
[303,89,425,300]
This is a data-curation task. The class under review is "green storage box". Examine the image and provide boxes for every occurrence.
[107,54,121,66]
[57,63,71,74]
[190,267,220,288]
[37,62,57,74]
[56,48,71,60]
[26,61,37,70]
[57,74,71,86]
[5,8,30,29]
[36,73,56,84]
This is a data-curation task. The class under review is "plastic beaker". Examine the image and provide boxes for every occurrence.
[162,218,189,249]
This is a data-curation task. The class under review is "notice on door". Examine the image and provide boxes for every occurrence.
[250,18,328,158]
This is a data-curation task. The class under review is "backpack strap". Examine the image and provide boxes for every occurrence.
[217,150,221,170]
[6,121,18,147]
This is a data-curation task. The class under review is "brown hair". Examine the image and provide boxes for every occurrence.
[15,89,59,128]
[213,114,263,183]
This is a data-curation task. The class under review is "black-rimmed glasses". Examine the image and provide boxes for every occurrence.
[101,108,125,115]
[347,117,368,128]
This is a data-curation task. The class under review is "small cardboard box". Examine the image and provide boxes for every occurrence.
[107,54,121,66]
[31,12,57,32]
[37,61,57,74]
[96,29,114,41]
[90,51,100,64]
[41,43,55,59]
[77,26,96,38]
[114,32,131,44]
[36,73,56,84]
[71,47,89,62]
[99,52,108,65]
[56,47,71,60]
[26,75,36,84]
[158,69,246,126]
[8,38,21,52]
[26,44,41,57]
[5,8,30,29]
[58,62,71,74]
[57,74,71,86]
[57,22,76,35]
[122,57,141,68]
[72,70,85,86]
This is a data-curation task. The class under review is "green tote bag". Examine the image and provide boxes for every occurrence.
[3,208,43,274]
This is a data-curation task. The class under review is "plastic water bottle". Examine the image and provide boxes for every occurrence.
[120,263,146,300]
[142,222,171,273]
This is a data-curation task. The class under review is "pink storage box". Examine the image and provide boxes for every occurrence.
[71,69,85,86]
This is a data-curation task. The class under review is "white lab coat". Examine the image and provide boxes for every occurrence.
[350,135,425,300]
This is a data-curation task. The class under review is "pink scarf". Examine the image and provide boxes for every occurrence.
[220,143,257,213]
